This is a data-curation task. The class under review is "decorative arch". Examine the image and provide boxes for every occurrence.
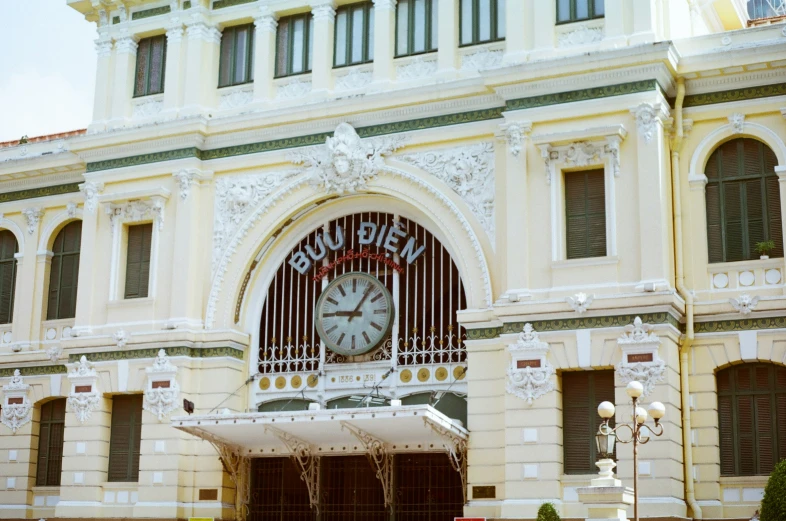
[688,119,786,187]
[37,206,83,253]
[0,217,25,252]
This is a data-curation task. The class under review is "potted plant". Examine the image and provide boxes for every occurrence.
[756,240,776,260]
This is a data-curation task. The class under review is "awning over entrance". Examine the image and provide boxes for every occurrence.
[172,405,468,518]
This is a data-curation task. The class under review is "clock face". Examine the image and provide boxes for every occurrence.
[315,272,394,357]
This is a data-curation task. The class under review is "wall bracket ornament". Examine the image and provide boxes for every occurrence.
[505,324,556,406]
[615,317,665,397]
[631,102,668,144]
[266,425,321,512]
[730,293,760,315]
[341,421,394,507]
[143,349,180,421]
[67,355,101,424]
[79,182,104,213]
[728,112,745,134]
[567,292,593,314]
[1,370,32,433]
[500,122,531,158]
[290,123,404,195]
[22,207,43,235]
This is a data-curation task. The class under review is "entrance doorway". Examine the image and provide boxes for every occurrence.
[249,454,463,521]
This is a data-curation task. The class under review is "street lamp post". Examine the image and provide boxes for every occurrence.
[595,381,666,521]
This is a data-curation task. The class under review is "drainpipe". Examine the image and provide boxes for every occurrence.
[671,77,702,520]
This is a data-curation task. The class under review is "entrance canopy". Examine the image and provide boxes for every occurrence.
[171,404,467,457]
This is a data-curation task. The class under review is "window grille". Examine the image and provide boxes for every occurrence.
[334,2,375,67]
[459,0,505,46]
[133,35,166,97]
[747,0,786,19]
[47,221,82,320]
[275,13,314,77]
[219,24,255,87]
[395,0,438,57]
[557,0,605,24]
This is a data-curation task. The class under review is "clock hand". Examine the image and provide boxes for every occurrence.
[348,286,372,323]
[335,311,362,317]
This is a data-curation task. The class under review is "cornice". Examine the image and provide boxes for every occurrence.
[66,345,244,362]
[683,82,786,108]
[0,170,85,195]
[505,79,662,112]
[684,66,786,95]
[0,183,81,205]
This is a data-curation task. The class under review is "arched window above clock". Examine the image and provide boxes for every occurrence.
[257,212,467,375]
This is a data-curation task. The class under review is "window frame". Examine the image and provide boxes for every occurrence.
[218,23,255,88]
[564,168,608,260]
[36,399,66,487]
[459,0,505,48]
[395,0,438,58]
[124,223,153,300]
[46,221,82,320]
[0,230,18,325]
[274,13,314,79]
[133,35,167,98]
[556,0,605,25]
[333,1,375,68]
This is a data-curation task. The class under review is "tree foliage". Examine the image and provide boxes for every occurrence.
[536,502,561,521]
[760,459,786,521]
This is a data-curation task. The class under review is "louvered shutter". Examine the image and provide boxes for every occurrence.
[46,222,81,320]
[0,231,18,324]
[36,403,52,486]
[776,367,786,464]
[134,38,150,97]
[718,393,735,475]
[706,183,724,263]
[563,370,615,474]
[124,224,152,299]
[766,175,783,257]
[723,181,744,262]
[565,169,606,260]
[37,399,65,486]
[586,171,607,258]
[108,395,143,482]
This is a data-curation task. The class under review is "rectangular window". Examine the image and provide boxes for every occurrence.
[219,24,255,87]
[565,169,607,259]
[36,399,66,487]
[459,0,505,46]
[134,35,167,97]
[124,224,153,299]
[334,2,374,67]
[563,370,616,474]
[396,0,438,57]
[0,231,18,325]
[108,395,143,482]
[275,13,314,78]
[557,0,605,24]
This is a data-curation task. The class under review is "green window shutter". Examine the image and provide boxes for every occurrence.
[565,169,606,260]
[108,395,143,482]
[0,230,18,324]
[563,370,615,474]
[124,224,153,299]
[47,221,82,320]
[37,399,66,486]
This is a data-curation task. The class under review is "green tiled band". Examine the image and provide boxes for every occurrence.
[131,5,171,20]
[66,345,244,363]
[0,183,81,203]
[683,83,786,108]
[0,365,67,377]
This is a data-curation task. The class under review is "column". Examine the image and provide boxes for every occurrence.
[90,38,114,132]
[252,9,278,101]
[372,0,396,83]
[109,36,138,125]
[162,23,185,115]
[311,2,336,92]
[168,169,212,327]
[11,209,43,349]
[30,251,52,338]
[631,102,671,290]
[437,0,458,73]
[182,19,221,116]
[73,185,103,336]
[601,0,629,48]
[503,0,531,64]
[630,0,657,45]
[531,0,556,56]
[776,166,786,295]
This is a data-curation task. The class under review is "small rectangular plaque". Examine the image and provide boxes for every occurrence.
[472,485,496,499]
[74,385,92,393]
[152,380,171,389]
[7,397,23,405]
[198,489,218,501]
[627,353,654,363]
[516,359,541,369]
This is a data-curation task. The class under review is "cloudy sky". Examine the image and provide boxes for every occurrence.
[0,0,96,142]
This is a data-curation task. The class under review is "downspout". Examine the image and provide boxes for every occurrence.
[671,77,702,520]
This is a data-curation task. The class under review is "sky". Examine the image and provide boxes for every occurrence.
[0,0,96,142]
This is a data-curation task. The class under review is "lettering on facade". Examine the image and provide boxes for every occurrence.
[74,385,92,393]
[627,353,654,363]
[516,359,542,369]
[471,486,496,499]
[6,397,23,405]
[288,221,426,276]
[152,380,171,389]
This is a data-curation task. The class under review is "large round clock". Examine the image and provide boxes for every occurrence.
[315,272,394,357]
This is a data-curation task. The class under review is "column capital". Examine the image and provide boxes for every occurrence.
[94,38,113,58]
[254,13,278,32]
[186,22,221,44]
[166,25,185,43]
[311,2,337,21]
[372,0,397,10]
[114,36,138,55]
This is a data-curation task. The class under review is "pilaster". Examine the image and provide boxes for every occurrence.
[253,10,278,101]
[30,250,53,343]
[630,0,658,45]
[437,0,459,73]
[502,0,531,64]
[163,22,186,115]
[531,0,556,55]
[372,0,396,83]
[182,19,221,116]
[109,36,138,125]
[12,209,44,349]
[90,38,114,132]
[311,2,336,92]
[601,0,630,48]
[73,183,103,337]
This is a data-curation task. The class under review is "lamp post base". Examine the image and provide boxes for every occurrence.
[576,485,635,521]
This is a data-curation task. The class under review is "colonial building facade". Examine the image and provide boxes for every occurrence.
[1,0,785,519]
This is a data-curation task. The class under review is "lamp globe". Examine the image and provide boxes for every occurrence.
[597,401,616,419]
[648,401,666,420]
[626,381,644,398]
[635,407,648,424]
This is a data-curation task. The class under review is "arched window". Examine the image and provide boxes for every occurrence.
[705,138,782,263]
[0,230,19,324]
[717,363,786,476]
[47,221,82,320]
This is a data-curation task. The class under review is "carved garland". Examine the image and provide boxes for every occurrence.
[143,349,180,421]
[538,135,622,185]
[505,324,556,406]
[1,370,32,433]
[66,355,101,424]
[615,317,666,397]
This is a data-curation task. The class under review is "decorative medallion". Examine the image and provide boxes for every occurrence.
[275,376,286,389]
[291,375,303,389]
[143,349,180,421]
[435,367,448,381]
[400,369,412,383]
[615,317,666,397]
[417,368,431,382]
[66,356,100,424]
[566,292,593,314]
[259,377,271,390]
[1,370,32,433]
[730,293,760,315]
[505,324,555,406]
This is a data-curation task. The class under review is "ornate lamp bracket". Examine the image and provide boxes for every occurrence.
[266,425,321,512]
[425,418,468,504]
[505,324,556,406]
[341,421,394,508]
[616,316,666,398]
[1,370,32,433]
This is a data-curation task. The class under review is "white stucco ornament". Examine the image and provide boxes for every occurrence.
[22,207,43,235]
[730,293,759,315]
[113,329,129,349]
[506,324,556,406]
[1,370,32,433]
[616,317,666,397]
[728,113,745,134]
[290,123,404,194]
[79,182,104,214]
[67,356,100,424]
[143,349,180,421]
[566,292,593,314]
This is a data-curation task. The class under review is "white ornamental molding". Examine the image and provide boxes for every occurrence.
[113,329,129,348]
[566,292,593,314]
[730,293,760,315]
[79,182,104,213]
[133,98,164,118]
[728,112,746,134]
[399,143,495,245]
[219,88,253,109]
[557,24,604,47]
[615,317,665,397]
[500,122,531,158]
[276,79,312,99]
[106,197,165,231]
[505,324,555,406]
[538,135,622,185]
[47,345,62,363]
[143,349,180,421]
[212,169,302,274]
[22,207,43,235]
[335,69,373,91]
[1,370,32,433]
[396,57,437,81]
[67,356,100,424]
[290,122,405,195]
[631,102,668,144]
[66,202,78,218]
[460,49,503,72]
